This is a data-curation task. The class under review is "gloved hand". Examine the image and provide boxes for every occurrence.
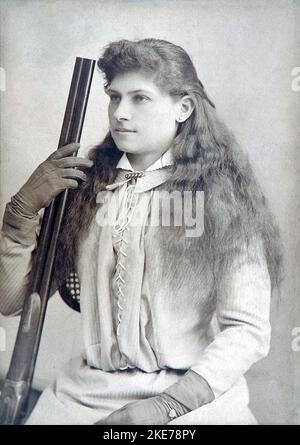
[10,143,93,218]
[94,393,190,425]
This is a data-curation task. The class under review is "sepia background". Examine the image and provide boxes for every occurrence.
[0,0,299,424]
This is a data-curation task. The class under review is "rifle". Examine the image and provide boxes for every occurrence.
[0,57,95,425]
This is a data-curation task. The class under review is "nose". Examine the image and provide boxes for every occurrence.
[113,99,132,121]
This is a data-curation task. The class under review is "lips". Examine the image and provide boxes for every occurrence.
[115,128,136,133]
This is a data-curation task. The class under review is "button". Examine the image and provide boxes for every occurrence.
[168,409,177,419]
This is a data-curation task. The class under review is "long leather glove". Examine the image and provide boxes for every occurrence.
[10,143,93,218]
[94,393,190,425]
[95,370,214,425]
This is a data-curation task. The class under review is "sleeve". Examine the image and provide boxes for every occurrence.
[0,202,40,316]
[188,238,272,399]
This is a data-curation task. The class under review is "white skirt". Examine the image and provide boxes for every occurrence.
[25,356,257,425]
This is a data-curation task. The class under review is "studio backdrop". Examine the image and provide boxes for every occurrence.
[0,0,299,424]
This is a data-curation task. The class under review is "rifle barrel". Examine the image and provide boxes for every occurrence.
[0,57,95,425]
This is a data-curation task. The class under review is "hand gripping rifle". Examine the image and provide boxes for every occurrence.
[0,57,95,425]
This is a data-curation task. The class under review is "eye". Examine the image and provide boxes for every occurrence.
[133,94,149,103]
[109,94,121,104]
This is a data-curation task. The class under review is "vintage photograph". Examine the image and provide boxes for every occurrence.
[0,0,299,426]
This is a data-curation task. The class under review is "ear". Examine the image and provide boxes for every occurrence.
[176,95,195,123]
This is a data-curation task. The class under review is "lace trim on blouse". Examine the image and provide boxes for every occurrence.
[112,175,144,370]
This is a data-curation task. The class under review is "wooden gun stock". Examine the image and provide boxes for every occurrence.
[0,57,95,425]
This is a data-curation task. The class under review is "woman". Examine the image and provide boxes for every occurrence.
[0,39,282,425]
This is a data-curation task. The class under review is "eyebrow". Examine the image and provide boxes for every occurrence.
[106,88,153,95]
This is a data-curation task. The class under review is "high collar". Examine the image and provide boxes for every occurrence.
[103,147,175,193]
[116,146,174,172]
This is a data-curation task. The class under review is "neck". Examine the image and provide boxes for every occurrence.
[127,149,169,171]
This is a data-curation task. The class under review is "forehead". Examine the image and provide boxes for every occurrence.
[108,70,166,95]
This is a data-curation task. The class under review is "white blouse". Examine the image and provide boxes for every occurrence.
[0,148,271,424]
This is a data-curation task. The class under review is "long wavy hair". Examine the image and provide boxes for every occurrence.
[54,38,283,296]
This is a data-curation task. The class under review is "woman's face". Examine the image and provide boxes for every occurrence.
[106,70,180,158]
